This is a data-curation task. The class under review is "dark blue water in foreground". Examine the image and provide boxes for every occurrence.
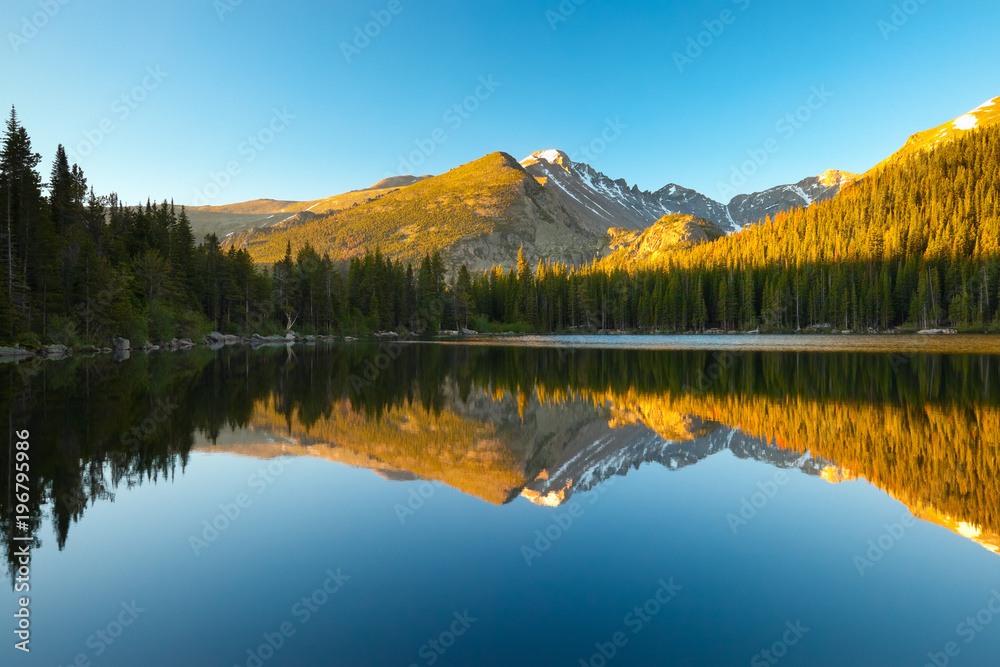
[2,340,999,666]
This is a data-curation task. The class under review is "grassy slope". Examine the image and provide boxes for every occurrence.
[185,178,433,242]
[230,152,556,267]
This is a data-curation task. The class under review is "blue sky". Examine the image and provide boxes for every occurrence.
[2,0,998,206]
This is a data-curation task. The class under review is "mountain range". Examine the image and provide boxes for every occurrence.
[196,94,1000,272]
[214,151,853,272]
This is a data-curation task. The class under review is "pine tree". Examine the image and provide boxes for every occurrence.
[49,144,74,232]
[455,264,472,331]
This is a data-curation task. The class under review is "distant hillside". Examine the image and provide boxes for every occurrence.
[185,177,430,241]
[187,198,298,215]
[360,175,432,191]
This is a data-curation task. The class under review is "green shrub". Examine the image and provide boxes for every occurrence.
[148,300,177,343]
[47,315,81,347]
[17,332,42,350]
[119,313,149,345]
[468,315,490,333]
[174,309,213,340]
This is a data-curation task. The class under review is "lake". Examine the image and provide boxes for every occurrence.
[2,338,1000,666]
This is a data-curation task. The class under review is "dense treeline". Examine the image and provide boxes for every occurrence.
[272,243,456,334]
[0,107,275,345]
[4,106,1000,345]
[0,107,472,345]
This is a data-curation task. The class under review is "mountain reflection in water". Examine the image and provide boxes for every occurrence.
[2,341,999,583]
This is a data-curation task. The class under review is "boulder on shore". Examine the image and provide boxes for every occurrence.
[205,332,242,345]
[250,333,292,346]
[165,338,196,350]
[112,337,131,351]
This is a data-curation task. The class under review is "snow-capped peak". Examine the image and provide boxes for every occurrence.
[818,169,857,188]
[520,149,572,167]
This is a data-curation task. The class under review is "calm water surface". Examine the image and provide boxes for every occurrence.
[2,338,999,666]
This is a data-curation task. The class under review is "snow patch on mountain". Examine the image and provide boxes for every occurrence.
[954,114,979,131]
[787,184,814,206]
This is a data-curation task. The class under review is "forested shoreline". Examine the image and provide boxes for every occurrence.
[2,106,999,351]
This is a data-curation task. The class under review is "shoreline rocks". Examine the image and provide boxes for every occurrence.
[917,328,959,335]
[204,332,245,348]
[250,333,292,346]
[165,338,195,350]
[0,346,34,359]
[1,327,988,365]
